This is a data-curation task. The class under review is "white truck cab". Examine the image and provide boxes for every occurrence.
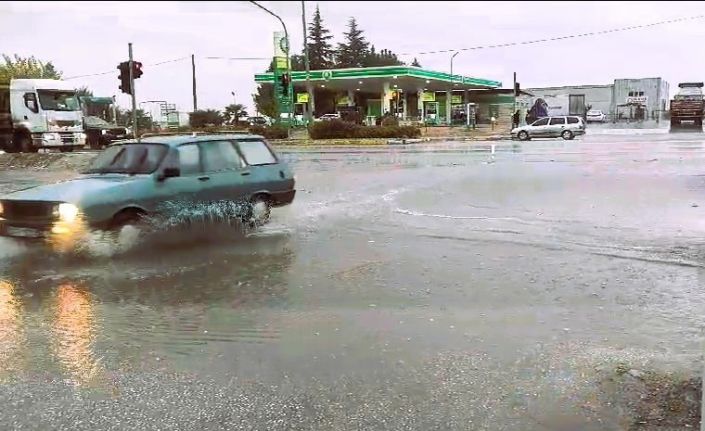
[0,79,85,153]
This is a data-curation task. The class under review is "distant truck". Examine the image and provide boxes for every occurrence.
[0,79,86,153]
[670,82,704,129]
[80,96,130,149]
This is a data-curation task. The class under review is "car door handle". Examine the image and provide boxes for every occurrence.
[198,176,210,181]
[241,171,251,176]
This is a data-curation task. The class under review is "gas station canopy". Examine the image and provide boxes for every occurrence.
[255,65,502,92]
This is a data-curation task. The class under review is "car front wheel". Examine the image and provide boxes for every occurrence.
[518,130,530,141]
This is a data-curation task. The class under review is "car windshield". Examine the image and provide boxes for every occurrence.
[37,90,80,111]
[84,143,167,174]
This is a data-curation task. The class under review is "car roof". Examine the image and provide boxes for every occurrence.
[112,133,265,148]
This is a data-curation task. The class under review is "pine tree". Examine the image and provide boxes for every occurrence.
[307,5,334,70]
[411,57,421,67]
[363,45,405,67]
[336,18,369,68]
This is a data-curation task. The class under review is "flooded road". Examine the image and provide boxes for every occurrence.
[1,132,705,429]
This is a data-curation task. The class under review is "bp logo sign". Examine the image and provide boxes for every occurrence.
[279,37,289,54]
[322,70,333,81]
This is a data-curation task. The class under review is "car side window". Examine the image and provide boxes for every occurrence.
[178,144,201,175]
[567,117,580,124]
[532,118,549,126]
[237,140,277,165]
[549,117,566,125]
[201,141,245,172]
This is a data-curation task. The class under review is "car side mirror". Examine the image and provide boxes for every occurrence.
[157,167,180,182]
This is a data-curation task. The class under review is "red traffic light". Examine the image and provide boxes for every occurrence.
[132,61,143,79]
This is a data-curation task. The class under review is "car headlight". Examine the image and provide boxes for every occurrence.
[56,203,79,222]
[101,130,108,135]
[0,201,3,217]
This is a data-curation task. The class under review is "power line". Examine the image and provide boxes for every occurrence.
[203,56,270,61]
[63,56,190,80]
[400,14,705,56]
[62,55,269,80]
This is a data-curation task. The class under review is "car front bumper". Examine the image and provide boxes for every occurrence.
[0,218,53,239]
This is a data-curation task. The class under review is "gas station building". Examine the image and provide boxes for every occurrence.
[254,65,505,125]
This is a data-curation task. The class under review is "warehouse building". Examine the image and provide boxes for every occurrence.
[527,77,669,121]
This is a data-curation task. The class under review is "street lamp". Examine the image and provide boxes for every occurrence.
[449,51,459,126]
[249,1,292,136]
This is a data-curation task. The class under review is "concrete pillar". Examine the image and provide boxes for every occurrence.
[382,81,391,116]
[446,90,452,125]
[402,91,407,120]
[347,89,355,107]
[417,89,424,121]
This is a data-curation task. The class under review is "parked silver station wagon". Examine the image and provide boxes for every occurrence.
[0,134,296,239]
[511,116,586,141]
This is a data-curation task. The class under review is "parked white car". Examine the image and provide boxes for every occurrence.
[512,116,586,141]
[315,113,341,122]
[586,110,607,123]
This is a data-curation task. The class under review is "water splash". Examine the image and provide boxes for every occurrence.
[53,200,255,258]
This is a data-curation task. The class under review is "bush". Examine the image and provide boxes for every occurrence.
[308,120,420,140]
[249,124,289,140]
[380,115,399,127]
[189,109,223,128]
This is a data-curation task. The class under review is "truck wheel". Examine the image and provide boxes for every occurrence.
[15,133,36,153]
[59,147,74,153]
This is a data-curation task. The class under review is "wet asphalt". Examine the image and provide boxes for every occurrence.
[1,129,705,430]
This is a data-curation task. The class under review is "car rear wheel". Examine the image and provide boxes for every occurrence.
[561,130,574,140]
[110,208,146,231]
[518,130,530,141]
[246,196,271,228]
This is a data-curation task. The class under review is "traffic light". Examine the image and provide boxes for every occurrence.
[117,61,132,94]
[132,61,143,80]
[279,73,290,96]
[514,82,521,96]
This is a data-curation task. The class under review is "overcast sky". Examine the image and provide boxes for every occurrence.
[2,1,704,117]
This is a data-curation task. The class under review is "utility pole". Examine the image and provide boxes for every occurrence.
[513,71,517,128]
[301,0,315,121]
[449,52,459,126]
[128,43,138,140]
[191,54,198,111]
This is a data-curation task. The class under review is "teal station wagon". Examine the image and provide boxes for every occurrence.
[0,134,296,239]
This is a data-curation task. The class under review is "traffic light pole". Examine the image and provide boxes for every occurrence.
[128,43,138,140]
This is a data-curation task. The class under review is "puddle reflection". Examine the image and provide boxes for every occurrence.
[0,280,25,377]
[51,283,101,386]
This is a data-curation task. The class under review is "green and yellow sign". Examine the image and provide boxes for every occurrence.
[296,93,309,103]
[451,95,463,104]
[421,92,436,102]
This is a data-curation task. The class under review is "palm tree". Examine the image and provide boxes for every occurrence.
[224,103,247,125]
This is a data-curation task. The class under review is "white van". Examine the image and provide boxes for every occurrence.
[0,79,86,153]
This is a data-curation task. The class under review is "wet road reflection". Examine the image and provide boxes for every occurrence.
[51,283,101,386]
[1,135,705,429]
[0,280,24,378]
